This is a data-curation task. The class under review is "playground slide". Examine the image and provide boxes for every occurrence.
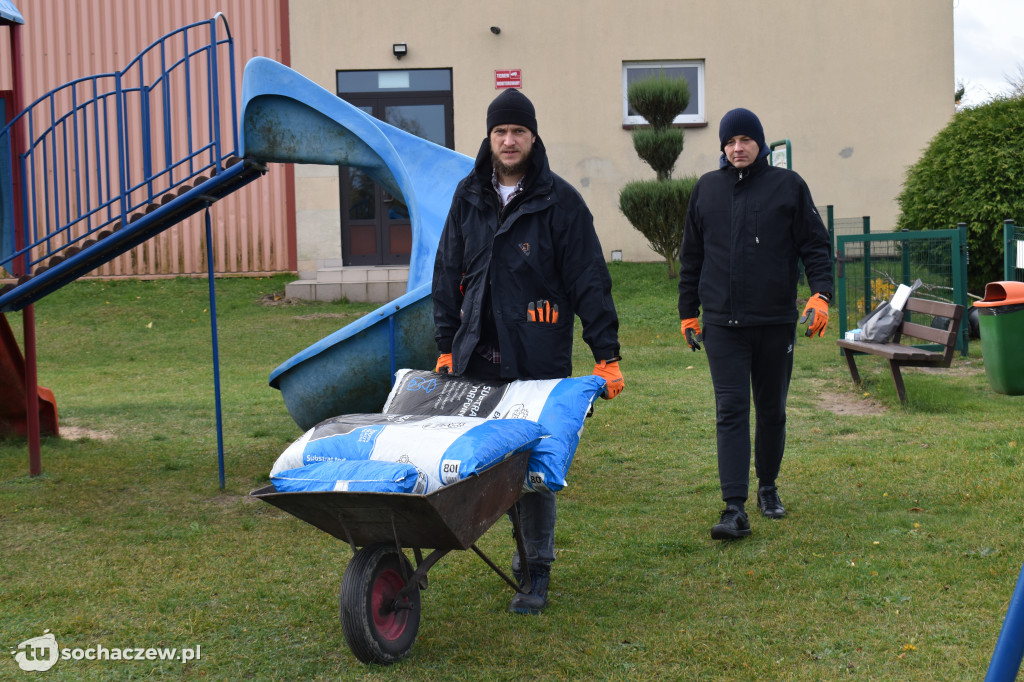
[240,58,473,429]
[0,314,57,437]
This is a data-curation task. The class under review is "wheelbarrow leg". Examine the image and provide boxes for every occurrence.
[470,502,532,593]
[470,544,526,593]
[396,548,449,601]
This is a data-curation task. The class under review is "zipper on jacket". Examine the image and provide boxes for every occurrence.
[737,169,758,244]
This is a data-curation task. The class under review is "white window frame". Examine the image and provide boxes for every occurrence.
[622,60,705,126]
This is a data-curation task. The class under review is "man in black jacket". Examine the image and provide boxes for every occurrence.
[432,88,624,612]
[678,107,833,540]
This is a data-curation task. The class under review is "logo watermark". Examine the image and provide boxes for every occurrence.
[406,376,438,394]
[11,630,201,673]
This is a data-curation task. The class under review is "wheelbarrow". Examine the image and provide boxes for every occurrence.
[250,449,535,664]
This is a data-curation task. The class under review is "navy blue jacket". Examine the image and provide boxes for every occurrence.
[433,136,619,379]
[678,154,833,326]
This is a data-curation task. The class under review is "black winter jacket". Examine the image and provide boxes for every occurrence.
[433,136,619,379]
[678,154,833,326]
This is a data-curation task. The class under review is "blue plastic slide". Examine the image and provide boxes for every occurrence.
[240,58,473,429]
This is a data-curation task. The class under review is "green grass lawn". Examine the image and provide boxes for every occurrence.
[2,265,1022,680]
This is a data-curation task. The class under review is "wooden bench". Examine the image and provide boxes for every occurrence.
[836,297,965,403]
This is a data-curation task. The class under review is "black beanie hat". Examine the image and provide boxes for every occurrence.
[718,107,767,155]
[487,89,537,135]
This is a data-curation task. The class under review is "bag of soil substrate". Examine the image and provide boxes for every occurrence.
[272,459,424,493]
[270,413,547,494]
[382,369,606,492]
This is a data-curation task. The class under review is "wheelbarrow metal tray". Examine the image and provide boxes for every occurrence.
[251,450,528,551]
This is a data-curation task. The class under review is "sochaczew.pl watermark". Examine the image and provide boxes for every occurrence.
[11,630,201,673]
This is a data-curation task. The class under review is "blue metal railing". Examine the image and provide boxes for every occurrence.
[1,14,238,278]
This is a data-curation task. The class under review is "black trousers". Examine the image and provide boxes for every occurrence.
[703,323,795,503]
[464,349,558,570]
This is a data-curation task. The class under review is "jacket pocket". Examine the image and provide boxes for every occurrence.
[513,319,573,377]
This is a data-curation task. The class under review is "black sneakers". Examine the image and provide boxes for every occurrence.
[757,485,786,518]
[509,567,550,615]
[711,505,751,540]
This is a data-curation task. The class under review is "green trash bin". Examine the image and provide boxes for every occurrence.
[974,281,1024,395]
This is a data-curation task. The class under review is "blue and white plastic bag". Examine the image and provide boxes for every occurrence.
[272,459,423,493]
[270,413,547,494]
[382,370,605,492]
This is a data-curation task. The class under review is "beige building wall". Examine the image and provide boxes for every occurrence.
[287,0,953,267]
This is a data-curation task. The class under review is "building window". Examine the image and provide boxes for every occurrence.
[622,61,705,126]
[337,68,452,95]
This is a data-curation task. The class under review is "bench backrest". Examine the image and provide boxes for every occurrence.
[894,297,965,361]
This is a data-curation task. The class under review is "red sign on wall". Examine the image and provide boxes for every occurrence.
[495,70,522,89]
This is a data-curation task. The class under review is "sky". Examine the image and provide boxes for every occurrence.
[954,0,1024,106]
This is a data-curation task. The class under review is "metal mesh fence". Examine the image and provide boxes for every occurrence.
[836,227,969,353]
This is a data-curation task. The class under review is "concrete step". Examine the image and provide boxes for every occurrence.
[286,264,410,303]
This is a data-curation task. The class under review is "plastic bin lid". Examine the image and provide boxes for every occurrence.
[974,280,1024,308]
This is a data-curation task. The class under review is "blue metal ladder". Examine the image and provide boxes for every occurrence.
[0,13,265,312]
[0,14,266,486]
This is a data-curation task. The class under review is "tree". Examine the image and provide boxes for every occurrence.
[895,94,1024,294]
[1004,62,1024,98]
[618,74,699,278]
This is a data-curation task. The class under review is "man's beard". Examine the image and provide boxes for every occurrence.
[492,146,532,180]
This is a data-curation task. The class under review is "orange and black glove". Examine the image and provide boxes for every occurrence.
[800,293,830,338]
[593,359,624,400]
[435,352,453,374]
[527,299,559,323]
[681,318,703,351]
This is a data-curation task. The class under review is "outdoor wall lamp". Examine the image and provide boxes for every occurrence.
[392,43,407,60]
[490,26,501,34]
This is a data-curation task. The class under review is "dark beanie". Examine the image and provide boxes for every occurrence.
[718,107,767,154]
[487,89,537,135]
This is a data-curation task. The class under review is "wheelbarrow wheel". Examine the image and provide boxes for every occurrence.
[339,543,421,664]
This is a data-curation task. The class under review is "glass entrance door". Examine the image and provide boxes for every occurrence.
[337,70,453,266]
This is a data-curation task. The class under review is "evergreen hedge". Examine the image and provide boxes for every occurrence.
[896,95,1024,294]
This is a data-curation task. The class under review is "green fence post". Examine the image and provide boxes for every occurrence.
[862,216,871,316]
[956,223,970,355]
[901,229,912,287]
[1006,219,1017,281]
[826,205,835,263]
[836,237,847,346]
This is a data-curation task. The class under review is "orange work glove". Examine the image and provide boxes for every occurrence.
[593,360,624,400]
[527,300,558,323]
[800,293,830,338]
[680,318,703,351]
[435,353,453,374]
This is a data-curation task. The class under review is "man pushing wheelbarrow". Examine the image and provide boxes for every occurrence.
[432,87,625,614]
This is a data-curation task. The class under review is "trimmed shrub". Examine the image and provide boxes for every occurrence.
[628,74,690,130]
[620,73,695,278]
[619,177,698,279]
[632,128,684,182]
